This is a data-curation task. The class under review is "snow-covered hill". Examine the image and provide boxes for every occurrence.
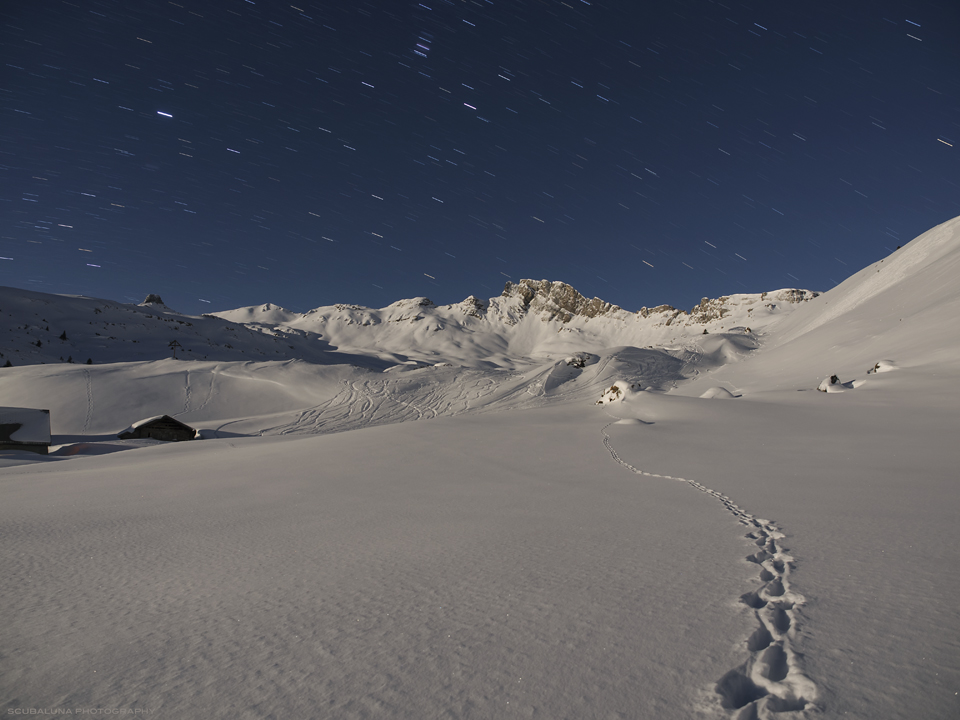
[0,290,355,368]
[679,213,960,395]
[2,215,959,719]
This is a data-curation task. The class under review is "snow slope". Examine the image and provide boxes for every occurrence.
[2,216,960,718]
[679,214,960,395]
[0,290,381,369]
[0,347,683,443]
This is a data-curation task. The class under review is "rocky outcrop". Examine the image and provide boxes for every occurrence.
[690,296,733,324]
[683,289,819,325]
[502,279,622,323]
[457,296,486,318]
[638,304,685,326]
[764,289,820,304]
[497,280,819,329]
[138,294,179,313]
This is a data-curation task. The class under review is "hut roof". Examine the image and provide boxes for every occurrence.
[0,407,51,444]
[118,414,196,437]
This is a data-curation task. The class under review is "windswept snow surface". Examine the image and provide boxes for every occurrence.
[3,407,758,719]
[3,216,960,718]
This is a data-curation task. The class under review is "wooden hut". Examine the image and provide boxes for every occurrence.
[0,407,51,454]
[118,415,197,442]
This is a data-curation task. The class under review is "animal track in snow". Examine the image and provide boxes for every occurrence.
[601,420,819,717]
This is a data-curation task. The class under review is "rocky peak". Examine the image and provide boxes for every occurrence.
[689,296,732,324]
[502,279,621,323]
[456,295,486,318]
[139,293,178,313]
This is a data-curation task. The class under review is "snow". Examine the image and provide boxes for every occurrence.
[699,386,738,399]
[606,366,960,717]
[2,215,960,718]
[0,406,50,443]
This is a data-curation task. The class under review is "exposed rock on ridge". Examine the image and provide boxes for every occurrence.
[640,289,820,326]
[503,279,623,323]
[501,279,818,326]
[457,296,486,318]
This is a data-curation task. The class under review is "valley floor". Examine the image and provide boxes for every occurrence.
[2,355,958,718]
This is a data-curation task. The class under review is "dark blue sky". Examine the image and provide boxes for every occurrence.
[2,0,958,316]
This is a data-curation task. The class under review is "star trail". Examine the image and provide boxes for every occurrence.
[2,0,958,314]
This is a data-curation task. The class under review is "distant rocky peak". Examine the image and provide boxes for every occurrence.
[139,293,177,312]
[502,279,622,323]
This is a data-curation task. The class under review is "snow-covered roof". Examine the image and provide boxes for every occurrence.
[129,414,168,430]
[118,414,195,436]
[0,406,51,444]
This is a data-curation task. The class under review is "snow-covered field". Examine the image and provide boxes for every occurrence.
[3,217,959,718]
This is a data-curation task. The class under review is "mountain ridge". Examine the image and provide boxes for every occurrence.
[213,282,819,367]
[0,281,819,370]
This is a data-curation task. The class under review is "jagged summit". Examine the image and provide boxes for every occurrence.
[502,279,624,323]
[444,295,486,319]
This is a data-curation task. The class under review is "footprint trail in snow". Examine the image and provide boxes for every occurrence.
[601,420,819,718]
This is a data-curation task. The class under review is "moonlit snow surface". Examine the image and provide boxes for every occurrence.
[3,217,960,718]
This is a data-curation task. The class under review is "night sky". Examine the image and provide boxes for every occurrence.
[2,0,958,316]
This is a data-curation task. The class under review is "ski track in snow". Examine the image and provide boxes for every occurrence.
[601,420,819,718]
[193,365,220,414]
[262,370,528,437]
[672,342,705,381]
[248,347,683,438]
